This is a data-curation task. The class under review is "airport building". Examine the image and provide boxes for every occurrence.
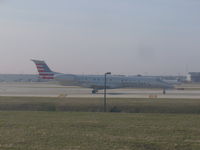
[188,72,200,82]
[0,74,39,82]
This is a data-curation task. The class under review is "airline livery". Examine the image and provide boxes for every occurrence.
[32,59,173,93]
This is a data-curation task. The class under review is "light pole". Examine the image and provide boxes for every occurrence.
[104,72,111,112]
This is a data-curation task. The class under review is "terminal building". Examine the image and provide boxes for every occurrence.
[188,72,200,82]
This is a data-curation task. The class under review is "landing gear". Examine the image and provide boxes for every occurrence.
[92,89,98,94]
[163,88,166,95]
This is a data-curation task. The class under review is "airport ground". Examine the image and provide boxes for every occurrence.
[1,82,200,99]
[1,82,200,149]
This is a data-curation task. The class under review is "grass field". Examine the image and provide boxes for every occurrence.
[1,96,200,149]
[0,111,200,150]
[0,96,200,113]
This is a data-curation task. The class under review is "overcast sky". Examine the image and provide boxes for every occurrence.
[0,0,199,75]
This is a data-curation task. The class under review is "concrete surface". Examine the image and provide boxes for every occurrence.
[0,82,200,99]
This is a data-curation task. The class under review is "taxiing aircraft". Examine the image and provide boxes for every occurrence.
[32,59,173,93]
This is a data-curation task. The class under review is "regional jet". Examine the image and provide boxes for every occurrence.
[32,59,173,93]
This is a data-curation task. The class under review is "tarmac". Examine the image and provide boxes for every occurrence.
[0,82,200,99]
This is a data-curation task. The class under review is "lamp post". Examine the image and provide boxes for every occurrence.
[104,72,111,112]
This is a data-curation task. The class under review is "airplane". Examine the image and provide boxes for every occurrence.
[31,59,173,93]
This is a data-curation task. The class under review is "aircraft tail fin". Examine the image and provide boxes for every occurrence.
[31,59,55,79]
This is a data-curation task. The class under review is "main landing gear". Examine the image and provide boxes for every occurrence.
[92,89,98,94]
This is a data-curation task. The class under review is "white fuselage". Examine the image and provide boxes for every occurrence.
[31,59,174,92]
[54,74,173,90]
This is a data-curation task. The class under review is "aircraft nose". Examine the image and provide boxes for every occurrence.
[164,83,174,89]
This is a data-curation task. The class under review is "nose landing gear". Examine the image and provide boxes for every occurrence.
[92,89,98,94]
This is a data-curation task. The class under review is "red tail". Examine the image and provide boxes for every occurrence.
[31,59,54,79]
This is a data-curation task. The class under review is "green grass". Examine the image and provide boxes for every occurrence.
[1,97,200,149]
[0,96,200,113]
[0,111,200,150]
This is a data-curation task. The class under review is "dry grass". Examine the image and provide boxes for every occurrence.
[0,96,200,113]
[0,97,200,149]
[0,111,200,150]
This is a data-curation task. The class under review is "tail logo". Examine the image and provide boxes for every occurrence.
[31,60,54,79]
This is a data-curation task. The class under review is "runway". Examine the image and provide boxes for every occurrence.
[0,82,200,99]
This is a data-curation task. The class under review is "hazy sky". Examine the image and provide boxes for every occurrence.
[0,0,200,75]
